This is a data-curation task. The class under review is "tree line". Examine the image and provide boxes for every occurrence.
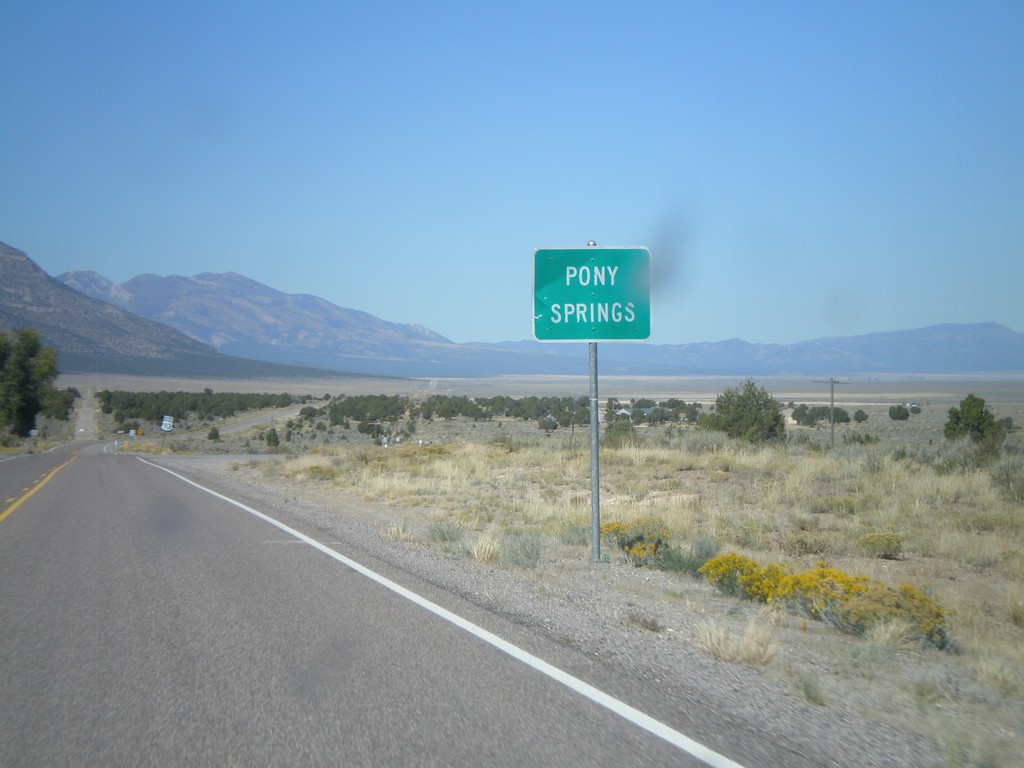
[696,380,1014,461]
[295,386,1015,452]
[300,393,708,431]
[312,394,594,427]
[2,327,1013,458]
[98,389,314,426]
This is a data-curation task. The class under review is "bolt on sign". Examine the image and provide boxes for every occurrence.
[533,247,651,341]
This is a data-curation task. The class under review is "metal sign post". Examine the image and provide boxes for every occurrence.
[588,339,601,561]
[533,242,651,562]
[160,415,174,452]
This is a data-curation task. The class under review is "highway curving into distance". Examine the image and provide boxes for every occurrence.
[0,446,755,767]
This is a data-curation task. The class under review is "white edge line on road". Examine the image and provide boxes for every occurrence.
[139,457,745,768]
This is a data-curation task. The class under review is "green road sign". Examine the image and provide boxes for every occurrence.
[533,246,651,341]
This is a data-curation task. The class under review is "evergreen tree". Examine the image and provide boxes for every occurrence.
[944,394,1004,444]
[888,404,910,421]
[700,379,785,442]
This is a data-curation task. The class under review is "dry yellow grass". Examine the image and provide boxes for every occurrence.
[471,533,501,564]
[697,617,779,666]
[380,519,414,542]
[269,424,1024,681]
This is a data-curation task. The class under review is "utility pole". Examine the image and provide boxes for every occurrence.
[813,378,849,447]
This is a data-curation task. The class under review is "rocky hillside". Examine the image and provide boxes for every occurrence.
[59,269,451,353]
[0,241,333,377]
[57,267,539,376]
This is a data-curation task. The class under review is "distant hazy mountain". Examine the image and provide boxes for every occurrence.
[59,268,451,357]
[58,267,553,376]
[7,239,1021,377]
[584,322,1024,376]
[59,267,1024,377]
[0,241,336,378]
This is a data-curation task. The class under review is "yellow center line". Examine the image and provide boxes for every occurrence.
[0,456,78,525]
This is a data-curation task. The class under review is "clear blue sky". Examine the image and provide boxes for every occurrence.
[2,0,1021,345]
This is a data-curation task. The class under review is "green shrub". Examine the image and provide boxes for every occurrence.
[843,432,878,445]
[931,439,998,474]
[812,495,859,516]
[944,394,1004,444]
[657,535,720,574]
[416,444,449,461]
[889,404,910,421]
[500,534,541,569]
[795,672,827,706]
[306,465,340,481]
[781,532,829,556]
[700,379,785,443]
[428,521,464,543]
[858,532,903,560]
[834,583,951,650]
[604,418,638,448]
[677,429,728,453]
[558,524,591,547]
[1009,596,1024,628]
[990,454,1024,503]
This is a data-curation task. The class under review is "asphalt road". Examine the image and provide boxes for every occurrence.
[0,449,740,767]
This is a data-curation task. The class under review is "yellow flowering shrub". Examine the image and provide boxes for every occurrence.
[699,557,952,650]
[698,553,789,602]
[698,553,761,597]
[601,518,668,567]
[770,563,871,619]
[744,562,790,603]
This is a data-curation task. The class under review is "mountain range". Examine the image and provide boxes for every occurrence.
[0,241,339,378]
[3,240,1022,378]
